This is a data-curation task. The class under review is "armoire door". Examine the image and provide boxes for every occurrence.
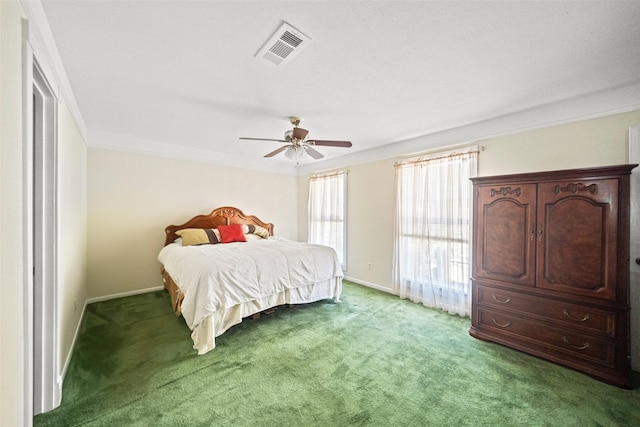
[536,178,619,300]
[474,183,537,286]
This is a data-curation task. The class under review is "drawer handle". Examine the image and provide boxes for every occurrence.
[491,317,511,328]
[492,294,511,304]
[561,336,590,350]
[562,309,589,322]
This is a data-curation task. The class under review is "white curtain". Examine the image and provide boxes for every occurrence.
[393,149,478,317]
[308,170,347,269]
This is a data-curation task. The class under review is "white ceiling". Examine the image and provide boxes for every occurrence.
[36,1,640,175]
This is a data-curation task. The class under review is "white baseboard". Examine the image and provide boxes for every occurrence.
[86,285,165,304]
[343,276,396,295]
[59,300,88,385]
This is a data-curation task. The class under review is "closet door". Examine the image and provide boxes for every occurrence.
[474,183,537,287]
[536,179,619,300]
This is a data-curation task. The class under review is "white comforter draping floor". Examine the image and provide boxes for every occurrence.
[158,237,343,354]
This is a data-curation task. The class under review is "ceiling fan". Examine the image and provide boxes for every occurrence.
[239,117,352,160]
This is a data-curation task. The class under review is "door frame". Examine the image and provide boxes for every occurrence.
[32,57,60,415]
[22,19,61,420]
[629,125,639,371]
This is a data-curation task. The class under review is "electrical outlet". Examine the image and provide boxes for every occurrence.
[367,262,372,270]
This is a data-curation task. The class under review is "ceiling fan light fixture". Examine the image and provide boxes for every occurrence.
[284,146,305,161]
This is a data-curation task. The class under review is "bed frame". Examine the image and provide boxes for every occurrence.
[161,206,275,315]
[159,206,343,354]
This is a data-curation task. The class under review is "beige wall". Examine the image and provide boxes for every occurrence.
[298,110,640,295]
[1,1,27,424]
[57,103,88,371]
[478,112,638,176]
[87,148,298,299]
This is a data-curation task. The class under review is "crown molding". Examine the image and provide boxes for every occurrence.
[89,129,300,176]
[90,81,640,178]
[296,83,640,176]
[20,0,88,142]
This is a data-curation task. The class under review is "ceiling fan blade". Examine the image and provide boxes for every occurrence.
[305,146,325,159]
[292,127,309,140]
[239,137,288,143]
[264,146,289,158]
[308,139,352,147]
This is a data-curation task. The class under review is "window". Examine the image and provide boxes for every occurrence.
[308,170,347,270]
[393,148,478,317]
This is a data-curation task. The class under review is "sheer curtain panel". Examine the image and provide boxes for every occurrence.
[308,170,347,270]
[393,149,478,317]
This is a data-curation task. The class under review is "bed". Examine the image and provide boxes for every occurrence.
[158,206,343,354]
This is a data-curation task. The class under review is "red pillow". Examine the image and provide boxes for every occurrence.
[217,224,246,243]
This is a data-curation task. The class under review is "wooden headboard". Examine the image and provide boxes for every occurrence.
[164,206,275,246]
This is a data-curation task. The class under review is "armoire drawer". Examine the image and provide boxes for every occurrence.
[477,284,616,338]
[476,307,616,368]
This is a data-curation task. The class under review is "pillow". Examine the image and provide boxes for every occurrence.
[175,228,221,246]
[218,224,247,243]
[242,224,270,239]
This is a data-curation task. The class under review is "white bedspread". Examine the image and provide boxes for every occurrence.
[158,237,343,353]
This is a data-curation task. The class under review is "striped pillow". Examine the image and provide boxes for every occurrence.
[175,228,221,246]
[242,224,270,239]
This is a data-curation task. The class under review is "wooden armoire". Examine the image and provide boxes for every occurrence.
[469,164,637,388]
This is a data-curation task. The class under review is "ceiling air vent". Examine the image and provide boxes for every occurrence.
[256,21,311,67]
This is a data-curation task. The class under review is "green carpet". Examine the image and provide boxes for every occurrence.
[35,281,639,426]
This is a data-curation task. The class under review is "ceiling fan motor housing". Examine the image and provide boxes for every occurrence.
[292,127,309,140]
